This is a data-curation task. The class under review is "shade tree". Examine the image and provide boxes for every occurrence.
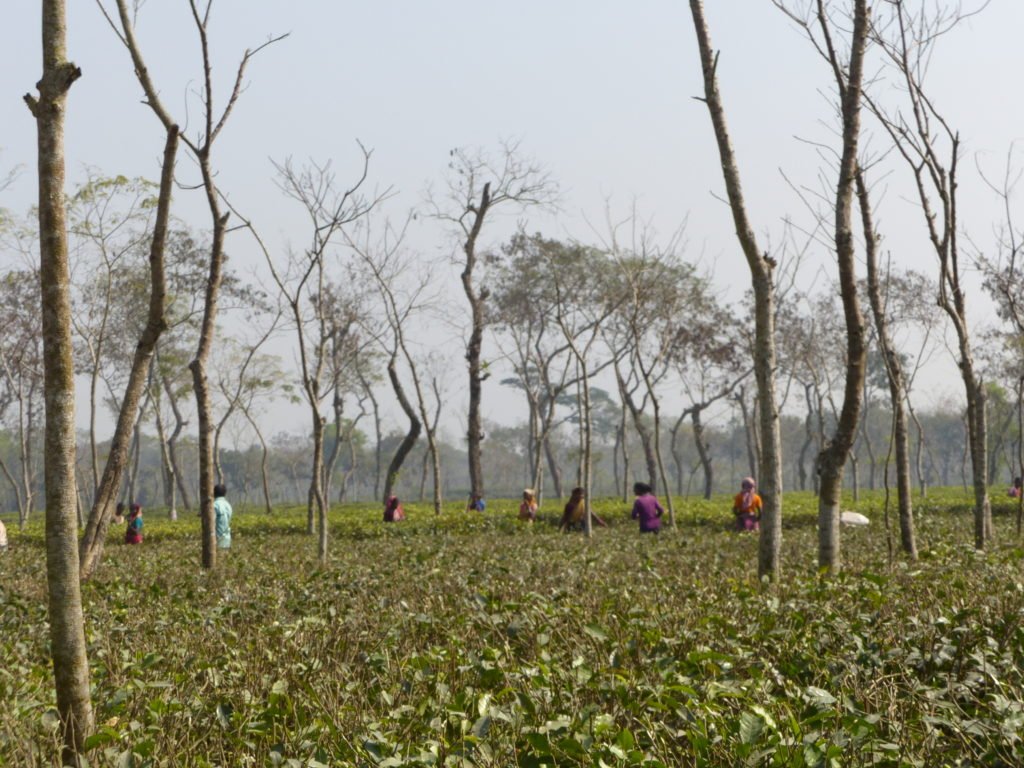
[428,142,557,503]
[688,0,786,579]
[866,0,993,548]
[98,0,285,569]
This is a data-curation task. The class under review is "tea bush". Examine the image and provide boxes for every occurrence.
[2,489,1024,766]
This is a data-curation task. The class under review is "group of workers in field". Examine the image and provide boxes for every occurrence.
[382,477,763,534]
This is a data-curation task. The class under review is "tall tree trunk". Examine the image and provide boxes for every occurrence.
[544,436,563,499]
[243,406,273,514]
[689,0,784,579]
[655,401,676,521]
[692,407,714,500]
[1017,377,1023,537]
[967,381,992,546]
[619,400,630,502]
[860,388,876,491]
[309,412,328,563]
[382,357,422,501]
[426,383,443,516]
[153,397,177,520]
[858,171,916,558]
[813,0,870,574]
[26,3,94,758]
[322,392,345,515]
[618,371,657,488]
[735,388,758,478]
[360,371,383,502]
[670,411,687,497]
[462,183,491,500]
[190,153,229,570]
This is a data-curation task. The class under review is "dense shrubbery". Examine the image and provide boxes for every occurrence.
[3,489,1024,766]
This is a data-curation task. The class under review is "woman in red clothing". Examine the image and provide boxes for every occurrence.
[732,477,761,532]
[124,503,144,544]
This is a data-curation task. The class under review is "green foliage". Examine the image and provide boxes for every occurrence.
[3,488,1024,765]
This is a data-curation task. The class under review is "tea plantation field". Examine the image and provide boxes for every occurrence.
[3,490,1024,766]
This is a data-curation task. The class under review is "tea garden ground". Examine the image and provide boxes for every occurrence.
[3,490,1024,766]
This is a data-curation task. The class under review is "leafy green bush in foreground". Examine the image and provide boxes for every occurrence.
[2,489,1024,766]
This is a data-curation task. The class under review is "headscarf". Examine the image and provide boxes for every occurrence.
[740,477,756,512]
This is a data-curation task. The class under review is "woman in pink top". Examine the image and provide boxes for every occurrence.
[383,495,405,522]
[631,482,664,534]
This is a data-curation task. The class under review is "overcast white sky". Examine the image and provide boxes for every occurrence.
[2,1,1022,442]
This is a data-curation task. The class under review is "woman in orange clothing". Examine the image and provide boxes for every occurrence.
[733,477,762,532]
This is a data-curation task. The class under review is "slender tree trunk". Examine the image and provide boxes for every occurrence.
[689,0,784,579]
[692,408,714,500]
[243,407,272,514]
[861,389,876,491]
[966,380,992,547]
[670,412,687,497]
[461,184,491,500]
[322,393,344,515]
[153,397,177,520]
[382,357,422,501]
[360,372,383,502]
[309,412,328,563]
[612,417,622,498]
[418,449,429,502]
[907,399,927,496]
[544,437,563,499]
[620,400,630,503]
[190,151,230,569]
[20,388,35,526]
[127,406,143,504]
[735,388,758,478]
[858,171,916,558]
[812,0,869,574]
[88,363,100,500]
[26,4,94,758]
[1017,377,1023,536]
[644,373,675,524]
[619,371,657,488]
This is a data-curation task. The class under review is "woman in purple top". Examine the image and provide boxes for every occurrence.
[631,482,664,534]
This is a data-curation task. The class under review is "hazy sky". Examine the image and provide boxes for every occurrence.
[3,1,1022,441]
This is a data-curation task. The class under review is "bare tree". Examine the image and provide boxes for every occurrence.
[236,153,378,562]
[688,0,785,579]
[67,173,156,499]
[857,171,918,558]
[212,308,282,487]
[0,268,43,527]
[490,233,607,504]
[867,0,992,547]
[545,244,620,536]
[770,0,870,572]
[429,142,557,501]
[349,217,444,510]
[98,0,285,568]
[24,0,93,759]
[978,144,1024,533]
[674,301,748,500]
[76,137,178,581]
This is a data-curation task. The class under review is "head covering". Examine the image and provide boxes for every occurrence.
[740,477,756,511]
[523,488,535,500]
